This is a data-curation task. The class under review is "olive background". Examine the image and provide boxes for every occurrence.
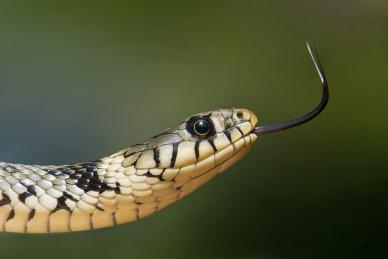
[0,1,387,259]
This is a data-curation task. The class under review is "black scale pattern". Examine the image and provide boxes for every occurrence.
[5,161,121,213]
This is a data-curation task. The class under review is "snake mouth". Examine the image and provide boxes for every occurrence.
[254,42,328,135]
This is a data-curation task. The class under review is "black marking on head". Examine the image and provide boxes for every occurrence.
[224,130,232,143]
[7,209,15,221]
[160,169,166,180]
[170,142,179,167]
[208,137,217,152]
[236,126,244,136]
[153,148,161,168]
[19,192,32,203]
[28,209,36,221]
[0,193,11,206]
[218,110,227,120]
[194,141,201,160]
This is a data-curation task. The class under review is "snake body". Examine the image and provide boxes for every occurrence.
[0,108,258,233]
[0,43,329,233]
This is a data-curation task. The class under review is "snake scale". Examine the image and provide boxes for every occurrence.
[0,43,328,233]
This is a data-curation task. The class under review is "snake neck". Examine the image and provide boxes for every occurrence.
[0,108,259,233]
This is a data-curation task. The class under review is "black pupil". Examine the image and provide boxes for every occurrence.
[194,120,210,135]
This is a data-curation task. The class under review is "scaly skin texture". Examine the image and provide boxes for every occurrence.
[0,108,258,233]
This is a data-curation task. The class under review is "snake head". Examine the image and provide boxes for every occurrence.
[102,42,327,223]
[111,108,258,201]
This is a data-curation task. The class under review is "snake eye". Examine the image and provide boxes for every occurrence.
[193,120,210,136]
[186,116,215,138]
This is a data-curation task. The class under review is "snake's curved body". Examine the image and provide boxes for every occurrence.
[0,109,258,233]
[0,43,328,233]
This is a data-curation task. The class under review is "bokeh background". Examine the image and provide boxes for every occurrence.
[0,1,387,258]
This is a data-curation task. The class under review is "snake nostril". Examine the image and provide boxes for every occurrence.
[236,112,243,119]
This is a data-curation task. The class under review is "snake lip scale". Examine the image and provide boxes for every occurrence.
[0,43,328,233]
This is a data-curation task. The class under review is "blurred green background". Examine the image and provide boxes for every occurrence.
[0,1,387,258]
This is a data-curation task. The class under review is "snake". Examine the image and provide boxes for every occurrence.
[0,43,328,233]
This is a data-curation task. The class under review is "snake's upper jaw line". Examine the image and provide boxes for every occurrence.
[254,42,329,135]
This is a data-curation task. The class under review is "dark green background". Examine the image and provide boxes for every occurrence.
[0,1,387,258]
